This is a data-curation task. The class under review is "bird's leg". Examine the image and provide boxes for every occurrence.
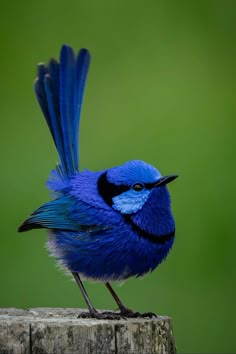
[105,282,157,319]
[72,272,121,320]
[72,272,97,317]
[105,282,128,313]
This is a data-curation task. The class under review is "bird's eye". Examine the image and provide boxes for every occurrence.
[132,183,144,192]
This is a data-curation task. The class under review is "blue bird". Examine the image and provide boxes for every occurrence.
[18,45,178,319]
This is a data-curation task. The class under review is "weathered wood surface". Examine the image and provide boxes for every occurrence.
[0,308,176,354]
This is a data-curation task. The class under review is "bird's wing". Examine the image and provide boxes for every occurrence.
[18,196,113,234]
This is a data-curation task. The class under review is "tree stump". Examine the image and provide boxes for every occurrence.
[0,308,176,354]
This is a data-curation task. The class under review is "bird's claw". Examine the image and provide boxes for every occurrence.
[78,309,157,320]
[120,308,157,319]
[78,311,122,320]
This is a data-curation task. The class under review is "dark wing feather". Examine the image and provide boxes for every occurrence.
[18,196,111,234]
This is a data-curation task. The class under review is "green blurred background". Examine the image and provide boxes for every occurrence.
[0,1,235,352]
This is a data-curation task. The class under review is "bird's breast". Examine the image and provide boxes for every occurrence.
[130,186,175,239]
[48,181,175,281]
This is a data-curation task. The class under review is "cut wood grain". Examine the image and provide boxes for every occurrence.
[0,308,176,354]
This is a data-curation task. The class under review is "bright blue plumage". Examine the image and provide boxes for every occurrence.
[19,45,178,319]
[34,45,90,176]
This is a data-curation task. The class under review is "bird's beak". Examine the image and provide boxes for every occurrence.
[154,174,178,187]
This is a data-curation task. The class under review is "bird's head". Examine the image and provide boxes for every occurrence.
[97,160,177,214]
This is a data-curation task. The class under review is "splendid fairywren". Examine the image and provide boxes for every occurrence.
[18,45,178,319]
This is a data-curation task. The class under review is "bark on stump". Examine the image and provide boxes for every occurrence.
[0,308,176,354]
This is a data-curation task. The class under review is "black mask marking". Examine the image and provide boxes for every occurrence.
[97,172,129,207]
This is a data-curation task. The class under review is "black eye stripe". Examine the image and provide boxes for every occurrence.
[145,183,155,189]
[97,172,129,207]
[97,172,158,207]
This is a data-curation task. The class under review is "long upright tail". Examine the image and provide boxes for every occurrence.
[34,45,90,176]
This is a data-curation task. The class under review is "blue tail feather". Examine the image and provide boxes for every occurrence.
[73,49,91,164]
[34,65,52,134]
[34,45,91,177]
[59,45,76,175]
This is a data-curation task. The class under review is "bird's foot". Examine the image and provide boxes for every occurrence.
[78,309,157,320]
[119,308,157,319]
[78,310,122,320]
